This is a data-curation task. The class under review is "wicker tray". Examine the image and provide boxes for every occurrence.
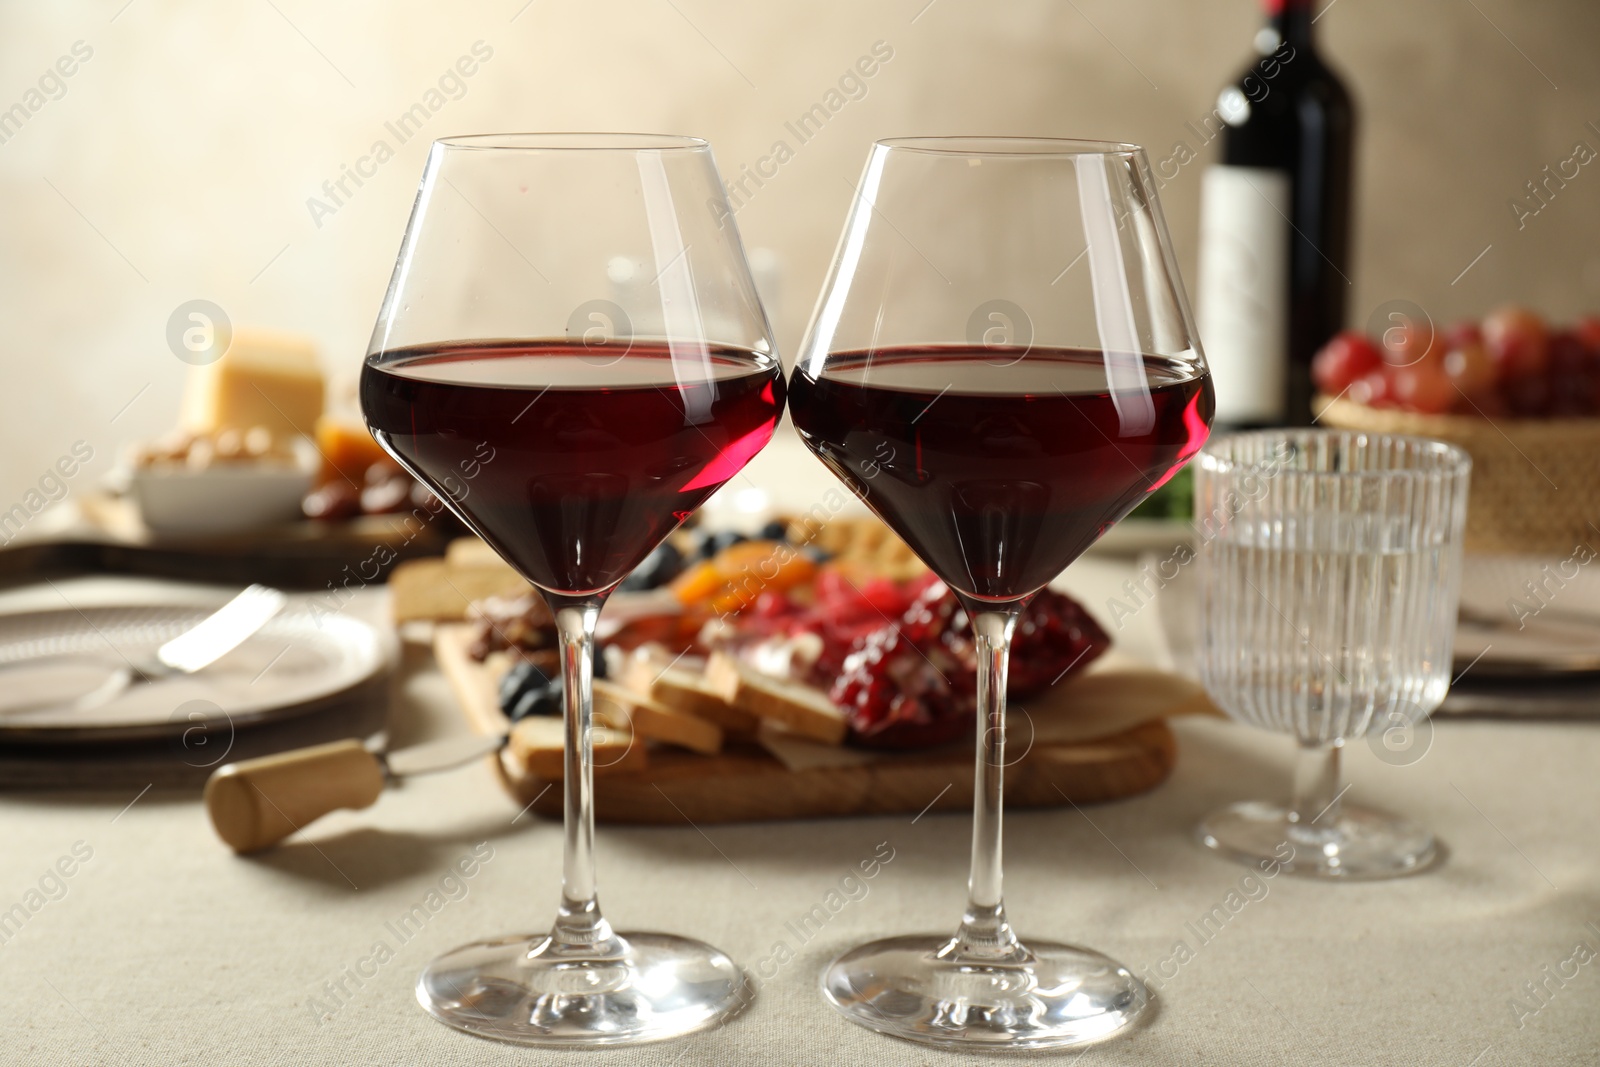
[1316,395,1600,554]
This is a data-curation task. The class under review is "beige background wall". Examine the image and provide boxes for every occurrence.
[0,0,1595,506]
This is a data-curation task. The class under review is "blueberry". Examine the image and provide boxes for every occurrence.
[703,530,748,558]
[801,544,833,564]
[499,650,611,720]
[759,520,789,542]
[508,680,564,721]
[619,542,684,591]
[498,660,552,710]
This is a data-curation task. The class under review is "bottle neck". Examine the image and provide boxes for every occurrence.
[1267,0,1316,47]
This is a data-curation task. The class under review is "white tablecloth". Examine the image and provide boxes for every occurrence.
[1,555,1596,1065]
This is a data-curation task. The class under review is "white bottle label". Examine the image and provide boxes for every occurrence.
[1197,165,1291,424]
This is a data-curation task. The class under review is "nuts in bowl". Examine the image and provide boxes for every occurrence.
[129,427,315,536]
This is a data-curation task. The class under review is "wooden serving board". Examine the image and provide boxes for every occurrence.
[0,494,456,591]
[434,625,1216,824]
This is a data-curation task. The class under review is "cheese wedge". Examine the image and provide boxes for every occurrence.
[180,328,325,440]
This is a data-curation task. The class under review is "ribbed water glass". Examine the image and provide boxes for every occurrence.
[1194,430,1470,879]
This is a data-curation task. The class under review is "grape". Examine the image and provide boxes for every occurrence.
[1483,306,1550,381]
[1346,309,1600,419]
[1311,331,1383,394]
[1442,341,1496,401]
[1444,321,1484,350]
[1348,368,1394,408]
[1549,332,1597,415]
[1376,313,1437,368]
[1504,373,1552,417]
[1574,315,1600,353]
[1391,363,1455,414]
[1550,377,1596,416]
[1548,331,1589,377]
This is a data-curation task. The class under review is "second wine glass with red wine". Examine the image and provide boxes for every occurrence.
[789,137,1214,1050]
[361,134,785,1046]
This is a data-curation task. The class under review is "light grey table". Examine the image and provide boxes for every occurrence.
[0,571,1594,1066]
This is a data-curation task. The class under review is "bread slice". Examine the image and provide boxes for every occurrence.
[507,715,645,779]
[703,651,847,746]
[595,679,724,755]
[621,654,759,737]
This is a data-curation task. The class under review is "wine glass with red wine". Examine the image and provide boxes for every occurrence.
[789,137,1214,1050]
[361,134,785,1046]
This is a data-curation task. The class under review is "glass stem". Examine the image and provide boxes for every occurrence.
[547,596,621,957]
[950,606,1025,963]
[1289,740,1344,844]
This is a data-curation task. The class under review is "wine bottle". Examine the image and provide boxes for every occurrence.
[1196,0,1356,426]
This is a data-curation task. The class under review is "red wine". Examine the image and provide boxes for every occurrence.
[1197,0,1355,426]
[362,341,784,596]
[788,347,1212,603]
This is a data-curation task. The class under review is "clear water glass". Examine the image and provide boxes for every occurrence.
[1194,430,1470,879]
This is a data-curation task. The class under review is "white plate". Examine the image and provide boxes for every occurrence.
[0,601,390,743]
[1453,556,1600,678]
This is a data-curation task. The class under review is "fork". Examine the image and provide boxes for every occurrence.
[26,585,288,714]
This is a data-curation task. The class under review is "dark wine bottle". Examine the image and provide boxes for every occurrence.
[1196,0,1356,426]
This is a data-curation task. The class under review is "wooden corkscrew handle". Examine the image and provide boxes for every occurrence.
[204,739,385,854]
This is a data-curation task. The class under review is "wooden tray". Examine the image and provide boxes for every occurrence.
[0,494,455,590]
[434,625,1213,824]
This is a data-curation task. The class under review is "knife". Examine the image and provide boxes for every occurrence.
[205,731,507,854]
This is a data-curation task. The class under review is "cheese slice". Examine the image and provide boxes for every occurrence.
[180,328,325,440]
[704,651,847,745]
[508,716,644,779]
[621,648,759,737]
[596,679,724,755]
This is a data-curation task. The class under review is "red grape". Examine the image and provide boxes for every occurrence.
[1312,331,1383,394]
[1549,331,1588,376]
[1348,368,1394,409]
[1504,373,1552,417]
[1444,320,1484,349]
[1550,381,1596,416]
[1483,306,1550,381]
[1376,314,1438,368]
[1549,331,1597,415]
[1573,314,1600,352]
[1391,363,1455,415]
[1342,311,1600,419]
[1442,341,1496,401]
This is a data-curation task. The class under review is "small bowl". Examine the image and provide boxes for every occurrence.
[131,440,315,537]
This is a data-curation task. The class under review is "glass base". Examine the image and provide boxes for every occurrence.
[1198,799,1439,880]
[821,934,1149,1050]
[417,930,748,1047]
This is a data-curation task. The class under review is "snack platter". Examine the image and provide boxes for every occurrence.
[435,625,1204,823]
[410,519,1220,824]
